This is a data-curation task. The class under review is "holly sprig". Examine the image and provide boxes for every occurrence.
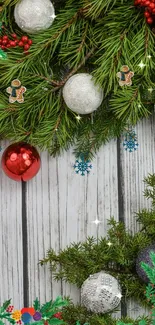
[0,297,68,325]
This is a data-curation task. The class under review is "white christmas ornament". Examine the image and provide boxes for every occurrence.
[14,0,56,34]
[63,73,103,115]
[81,271,122,313]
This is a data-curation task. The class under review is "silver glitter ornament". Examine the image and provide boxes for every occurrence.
[136,244,155,283]
[14,0,55,34]
[63,73,103,115]
[81,271,122,313]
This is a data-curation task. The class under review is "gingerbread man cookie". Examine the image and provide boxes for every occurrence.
[6,79,26,103]
[117,65,134,86]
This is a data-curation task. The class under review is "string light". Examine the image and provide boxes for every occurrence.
[92,218,102,226]
[147,55,152,59]
[51,13,56,19]
[148,87,153,93]
[117,293,123,299]
[138,61,146,69]
[107,241,112,247]
[76,115,82,121]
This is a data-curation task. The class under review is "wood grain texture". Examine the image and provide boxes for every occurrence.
[26,141,119,306]
[120,115,155,318]
[0,141,23,308]
[1,116,154,319]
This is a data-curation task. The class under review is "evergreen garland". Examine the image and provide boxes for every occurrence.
[0,0,154,157]
[40,174,155,309]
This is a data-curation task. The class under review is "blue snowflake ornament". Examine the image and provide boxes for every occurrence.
[74,154,92,176]
[123,130,139,152]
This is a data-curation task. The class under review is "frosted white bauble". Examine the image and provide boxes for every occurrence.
[81,271,122,313]
[63,73,103,114]
[14,0,55,34]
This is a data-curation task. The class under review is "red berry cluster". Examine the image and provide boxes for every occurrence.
[0,34,32,53]
[6,305,14,313]
[53,312,62,319]
[134,0,155,24]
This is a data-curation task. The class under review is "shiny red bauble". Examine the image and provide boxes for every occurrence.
[1,143,41,181]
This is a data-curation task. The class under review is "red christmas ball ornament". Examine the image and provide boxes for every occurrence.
[1,143,41,181]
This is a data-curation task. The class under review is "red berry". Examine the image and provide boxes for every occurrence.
[152,7,155,12]
[11,33,17,38]
[1,45,5,49]
[24,44,30,51]
[53,312,62,320]
[6,44,11,48]
[145,1,150,4]
[2,40,7,45]
[18,41,24,47]
[149,2,155,8]
[28,39,32,45]
[9,40,16,47]
[144,10,151,17]
[21,36,29,43]
[0,39,2,44]
[147,16,153,23]
[3,35,8,40]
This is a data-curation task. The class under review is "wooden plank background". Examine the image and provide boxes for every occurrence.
[0,115,154,318]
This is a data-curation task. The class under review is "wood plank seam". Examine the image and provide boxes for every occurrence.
[117,138,127,317]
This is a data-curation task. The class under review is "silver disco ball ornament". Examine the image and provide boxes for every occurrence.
[81,271,122,313]
[14,0,55,34]
[136,244,155,283]
[63,73,103,115]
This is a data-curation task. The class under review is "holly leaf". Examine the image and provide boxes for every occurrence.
[0,300,11,314]
[0,320,4,325]
[51,297,68,309]
[8,319,16,324]
[40,301,52,314]
[41,297,68,316]
[0,49,7,60]
[33,298,40,311]
[139,320,146,325]
[2,300,11,310]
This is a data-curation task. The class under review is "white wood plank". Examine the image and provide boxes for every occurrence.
[120,116,155,318]
[27,151,61,303]
[97,140,119,238]
[27,141,119,310]
[0,141,23,308]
